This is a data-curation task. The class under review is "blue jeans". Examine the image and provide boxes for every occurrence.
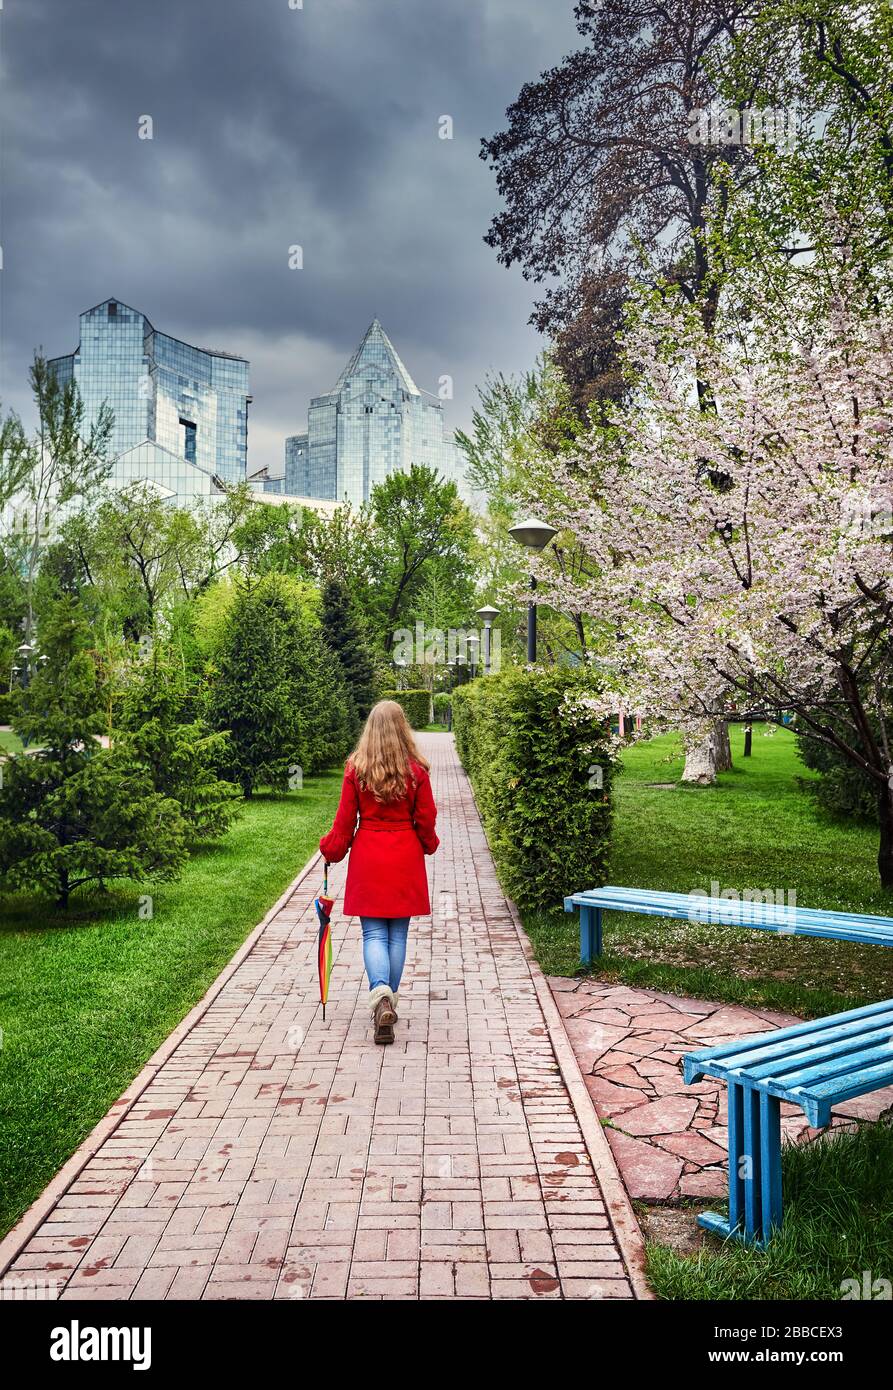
[361,917,410,992]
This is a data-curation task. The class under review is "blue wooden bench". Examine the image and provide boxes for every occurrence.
[563,886,893,966]
[683,999,893,1246]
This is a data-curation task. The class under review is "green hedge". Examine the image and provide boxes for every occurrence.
[382,689,431,730]
[453,667,616,914]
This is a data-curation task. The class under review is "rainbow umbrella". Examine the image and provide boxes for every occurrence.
[314,861,334,1020]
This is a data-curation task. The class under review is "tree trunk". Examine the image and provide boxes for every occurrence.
[715,720,732,772]
[878,782,893,890]
[57,869,69,910]
[743,724,752,757]
[681,720,732,785]
[681,735,717,785]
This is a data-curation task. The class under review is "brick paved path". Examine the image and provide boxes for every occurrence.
[0,734,646,1301]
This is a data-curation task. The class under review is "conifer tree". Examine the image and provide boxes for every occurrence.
[206,576,352,796]
[118,651,242,841]
[321,578,377,732]
[0,600,187,907]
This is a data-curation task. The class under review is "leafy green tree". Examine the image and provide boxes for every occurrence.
[294,504,379,611]
[1,355,112,648]
[714,0,893,319]
[321,579,377,732]
[456,357,602,663]
[368,464,476,645]
[0,600,187,907]
[231,500,308,578]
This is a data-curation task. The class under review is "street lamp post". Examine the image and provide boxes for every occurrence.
[468,633,480,680]
[475,605,500,675]
[15,642,35,692]
[507,518,557,663]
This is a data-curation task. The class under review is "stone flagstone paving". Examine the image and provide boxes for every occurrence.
[0,734,646,1301]
[550,977,893,1202]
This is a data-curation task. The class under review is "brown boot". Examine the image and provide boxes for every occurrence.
[373,997,395,1044]
[370,986,396,1045]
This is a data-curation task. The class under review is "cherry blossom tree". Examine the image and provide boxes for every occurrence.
[536,281,893,888]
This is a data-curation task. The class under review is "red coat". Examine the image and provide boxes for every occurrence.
[319,760,439,917]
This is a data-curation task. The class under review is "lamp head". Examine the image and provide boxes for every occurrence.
[508,517,558,551]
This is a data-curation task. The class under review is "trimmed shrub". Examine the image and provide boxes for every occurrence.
[382,688,431,730]
[453,667,616,914]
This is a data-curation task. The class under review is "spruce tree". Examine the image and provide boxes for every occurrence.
[118,651,242,840]
[0,600,187,908]
[206,576,353,796]
[321,579,377,732]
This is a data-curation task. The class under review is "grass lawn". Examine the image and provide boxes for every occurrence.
[0,731,23,755]
[646,1119,893,1300]
[524,723,893,1018]
[0,771,342,1240]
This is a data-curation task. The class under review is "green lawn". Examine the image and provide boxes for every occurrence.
[647,1119,893,1300]
[0,772,342,1239]
[0,731,23,755]
[524,724,893,1018]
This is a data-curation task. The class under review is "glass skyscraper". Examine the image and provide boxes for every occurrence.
[271,320,464,507]
[49,298,250,496]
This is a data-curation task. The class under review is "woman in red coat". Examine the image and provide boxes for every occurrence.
[319,700,439,1044]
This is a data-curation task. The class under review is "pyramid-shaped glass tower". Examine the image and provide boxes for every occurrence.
[279,320,462,506]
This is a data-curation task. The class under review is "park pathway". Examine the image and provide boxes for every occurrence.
[0,734,647,1301]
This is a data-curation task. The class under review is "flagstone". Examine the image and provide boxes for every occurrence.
[574,1008,633,1029]
[605,1130,683,1200]
[614,1095,698,1137]
[679,1169,728,1198]
[551,976,881,1204]
[601,1064,653,1089]
[634,1011,701,1032]
[584,1076,649,1113]
[685,1006,785,1038]
[654,1131,727,1166]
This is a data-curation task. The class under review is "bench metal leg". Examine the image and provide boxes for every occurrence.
[579,906,603,966]
[697,1081,783,1248]
[759,1091,783,1236]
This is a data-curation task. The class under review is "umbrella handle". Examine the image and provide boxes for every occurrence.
[323,860,329,895]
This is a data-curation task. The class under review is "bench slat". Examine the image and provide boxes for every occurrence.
[686,1004,893,1075]
[683,999,893,1076]
[777,1040,893,1090]
[741,1021,893,1081]
[793,1060,893,1106]
[566,884,893,924]
[565,886,893,937]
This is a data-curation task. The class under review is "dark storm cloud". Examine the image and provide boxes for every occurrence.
[1,0,581,471]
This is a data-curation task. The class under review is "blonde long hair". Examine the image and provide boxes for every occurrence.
[348,700,429,803]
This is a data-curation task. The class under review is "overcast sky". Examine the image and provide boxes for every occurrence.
[1,0,581,474]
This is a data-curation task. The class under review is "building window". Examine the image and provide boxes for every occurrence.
[179,418,197,464]
[108,301,117,316]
